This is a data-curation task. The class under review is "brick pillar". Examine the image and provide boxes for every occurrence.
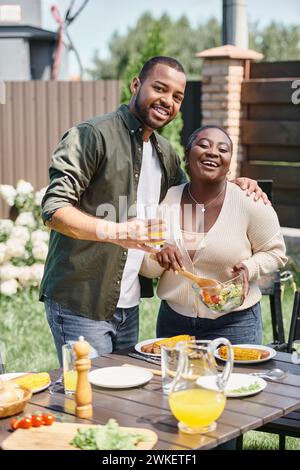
[196,45,263,178]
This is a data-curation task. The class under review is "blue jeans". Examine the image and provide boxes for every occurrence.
[44,298,139,366]
[157,301,262,344]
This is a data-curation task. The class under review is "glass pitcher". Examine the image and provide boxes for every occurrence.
[168,338,233,434]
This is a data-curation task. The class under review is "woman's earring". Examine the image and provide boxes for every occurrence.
[227,170,231,175]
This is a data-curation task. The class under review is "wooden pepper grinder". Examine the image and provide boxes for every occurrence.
[73,336,93,419]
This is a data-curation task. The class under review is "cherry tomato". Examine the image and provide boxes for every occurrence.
[23,416,33,429]
[42,413,55,426]
[15,418,25,429]
[32,415,44,427]
[210,295,221,304]
[10,417,20,430]
[18,416,32,429]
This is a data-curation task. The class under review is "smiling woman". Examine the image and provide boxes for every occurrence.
[140,125,288,345]
[180,126,233,236]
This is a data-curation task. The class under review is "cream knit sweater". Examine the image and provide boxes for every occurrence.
[140,182,287,319]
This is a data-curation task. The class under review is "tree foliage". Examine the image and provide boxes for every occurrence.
[86,13,221,80]
[86,13,300,81]
[249,21,300,61]
[86,13,300,156]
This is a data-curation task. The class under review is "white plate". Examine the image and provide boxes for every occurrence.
[88,366,153,389]
[197,373,267,398]
[134,338,166,357]
[0,372,50,393]
[215,344,276,364]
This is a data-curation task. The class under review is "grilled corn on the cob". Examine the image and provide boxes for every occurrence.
[219,346,261,361]
[153,335,193,348]
[12,372,51,391]
[141,335,195,354]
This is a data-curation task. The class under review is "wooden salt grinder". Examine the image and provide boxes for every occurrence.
[73,336,93,419]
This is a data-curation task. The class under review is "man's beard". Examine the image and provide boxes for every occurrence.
[134,91,168,130]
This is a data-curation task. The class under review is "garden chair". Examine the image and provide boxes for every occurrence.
[237,291,300,450]
[256,180,285,347]
[257,270,285,348]
[286,290,300,352]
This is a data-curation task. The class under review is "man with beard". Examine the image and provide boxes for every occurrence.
[40,56,268,364]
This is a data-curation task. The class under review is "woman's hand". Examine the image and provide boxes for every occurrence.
[232,263,249,302]
[231,177,271,205]
[156,244,184,272]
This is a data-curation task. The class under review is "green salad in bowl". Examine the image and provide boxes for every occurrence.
[194,272,244,314]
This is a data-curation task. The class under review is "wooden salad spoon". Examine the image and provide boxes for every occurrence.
[149,254,222,290]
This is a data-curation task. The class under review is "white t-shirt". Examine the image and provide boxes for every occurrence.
[117,140,162,308]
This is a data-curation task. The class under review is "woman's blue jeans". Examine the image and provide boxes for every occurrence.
[157,300,262,344]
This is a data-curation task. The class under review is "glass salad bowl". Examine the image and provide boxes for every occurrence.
[193,271,244,314]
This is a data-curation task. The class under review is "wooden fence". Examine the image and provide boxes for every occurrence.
[241,61,300,228]
[1,70,299,228]
[0,79,203,219]
[0,80,121,218]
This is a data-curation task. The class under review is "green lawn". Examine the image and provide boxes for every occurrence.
[0,289,59,372]
[1,283,300,450]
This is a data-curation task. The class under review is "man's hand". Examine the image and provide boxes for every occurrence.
[155,243,184,272]
[232,177,271,205]
[98,218,166,253]
[232,263,249,302]
[48,207,165,250]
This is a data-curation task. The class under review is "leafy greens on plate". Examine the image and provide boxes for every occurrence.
[70,419,148,450]
[227,381,261,395]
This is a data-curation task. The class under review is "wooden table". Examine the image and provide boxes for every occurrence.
[1,350,300,450]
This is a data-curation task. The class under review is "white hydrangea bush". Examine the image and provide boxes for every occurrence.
[0,180,49,296]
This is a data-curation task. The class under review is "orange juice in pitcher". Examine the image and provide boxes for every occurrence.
[168,338,233,434]
[169,388,226,428]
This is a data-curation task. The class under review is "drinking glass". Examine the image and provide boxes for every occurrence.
[144,204,167,247]
[0,341,6,374]
[62,342,78,395]
[161,345,180,395]
[292,340,300,364]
